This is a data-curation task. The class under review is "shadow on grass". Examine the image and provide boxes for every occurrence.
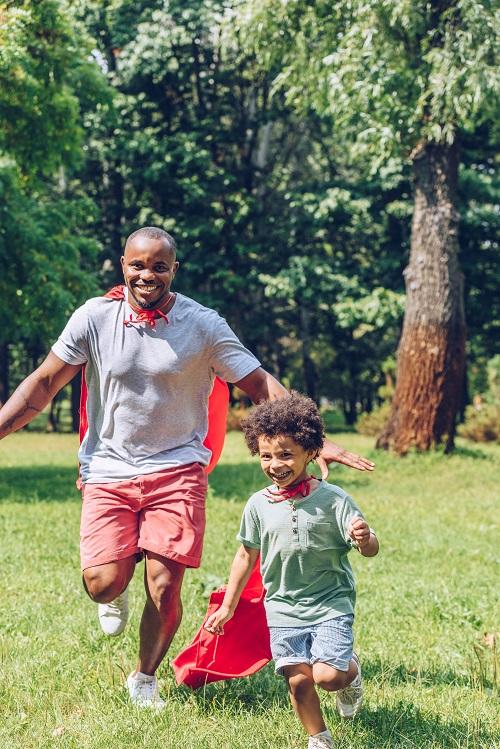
[208,463,267,502]
[362,658,475,688]
[180,663,495,747]
[208,462,373,502]
[451,445,490,460]
[0,466,80,503]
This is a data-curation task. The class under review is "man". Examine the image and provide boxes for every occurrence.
[0,226,373,707]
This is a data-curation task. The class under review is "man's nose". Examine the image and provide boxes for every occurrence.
[140,268,155,281]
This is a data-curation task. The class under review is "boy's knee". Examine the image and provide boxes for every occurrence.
[287,671,315,699]
[313,663,349,691]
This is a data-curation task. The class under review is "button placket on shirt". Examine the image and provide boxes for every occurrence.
[290,501,300,542]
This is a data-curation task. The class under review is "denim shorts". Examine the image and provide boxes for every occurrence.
[269,614,354,675]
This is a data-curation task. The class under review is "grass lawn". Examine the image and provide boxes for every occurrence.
[0,431,498,749]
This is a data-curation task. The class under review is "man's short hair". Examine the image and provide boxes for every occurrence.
[125,226,177,255]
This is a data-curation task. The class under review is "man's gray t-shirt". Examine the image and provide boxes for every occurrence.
[237,481,363,626]
[52,292,260,483]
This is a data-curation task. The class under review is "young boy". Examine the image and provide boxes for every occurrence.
[205,392,379,749]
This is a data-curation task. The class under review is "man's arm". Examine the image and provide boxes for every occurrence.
[0,352,82,439]
[235,367,375,473]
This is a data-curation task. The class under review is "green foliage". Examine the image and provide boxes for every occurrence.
[0,0,108,179]
[0,163,100,350]
[356,402,391,436]
[233,0,500,162]
[458,403,500,443]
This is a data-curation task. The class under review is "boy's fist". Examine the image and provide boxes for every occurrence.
[348,517,371,549]
[204,605,233,635]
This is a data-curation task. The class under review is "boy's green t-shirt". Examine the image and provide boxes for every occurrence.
[237,480,363,627]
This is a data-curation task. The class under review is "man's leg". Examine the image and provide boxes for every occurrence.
[82,556,136,603]
[136,551,185,675]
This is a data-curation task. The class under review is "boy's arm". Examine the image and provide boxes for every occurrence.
[204,544,260,634]
[349,517,379,557]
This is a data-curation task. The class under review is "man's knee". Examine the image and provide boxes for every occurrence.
[82,562,133,602]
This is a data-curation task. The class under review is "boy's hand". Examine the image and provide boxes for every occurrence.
[204,604,233,635]
[348,517,371,550]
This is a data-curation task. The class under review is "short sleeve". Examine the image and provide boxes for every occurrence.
[51,304,90,365]
[236,499,261,549]
[209,314,260,384]
[336,494,365,549]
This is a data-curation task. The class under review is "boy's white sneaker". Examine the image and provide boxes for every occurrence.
[336,652,363,718]
[308,735,333,749]
[97,588,129,636]
[126,671,165,709]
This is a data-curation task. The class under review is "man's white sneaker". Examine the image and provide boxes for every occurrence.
[126,671,165,709]
[308,734,333,749]
[336,652,363,718]
[97,588,129,636]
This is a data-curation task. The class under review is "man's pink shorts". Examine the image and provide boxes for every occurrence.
[80,463,208,571]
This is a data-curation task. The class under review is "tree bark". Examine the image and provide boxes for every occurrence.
[71,368,82,433]
[377,142,466,454]
[299,305,318,402]
[0,343,9,405]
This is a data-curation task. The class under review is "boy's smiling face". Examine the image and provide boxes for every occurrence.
[257,435,316,489]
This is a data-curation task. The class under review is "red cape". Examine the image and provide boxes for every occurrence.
[171,558,270,689]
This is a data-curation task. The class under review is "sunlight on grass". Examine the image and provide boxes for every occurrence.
[0,432,498,748]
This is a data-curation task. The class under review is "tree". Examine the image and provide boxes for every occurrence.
[232,0,499,452]
[0,0,107,421]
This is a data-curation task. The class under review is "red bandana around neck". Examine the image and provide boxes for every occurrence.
[106,284,173,329]
[264,475,314,502]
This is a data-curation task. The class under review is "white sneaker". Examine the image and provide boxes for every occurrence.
[308,735,333,749]
[97,588,129,636]
[336,652,363,718]
[126,671,165,709]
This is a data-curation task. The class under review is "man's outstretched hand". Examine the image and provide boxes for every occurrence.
[316,438,375,478]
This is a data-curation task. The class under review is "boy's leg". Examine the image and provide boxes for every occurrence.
[312,658,358,692]
[283,663,326,736]
[310,615,363,717]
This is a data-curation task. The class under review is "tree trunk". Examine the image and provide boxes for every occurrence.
[299,305,318,402]
[0,343,9,405]
[377,142,466,454]
[71,369,82,433]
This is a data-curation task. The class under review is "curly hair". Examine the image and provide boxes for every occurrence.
[241,391,325,455]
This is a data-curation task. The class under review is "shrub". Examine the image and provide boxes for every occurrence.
[226,407,250,432]
[458,404,500,443]
[356,402,391,436]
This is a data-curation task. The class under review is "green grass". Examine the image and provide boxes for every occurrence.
[0,432,498,749]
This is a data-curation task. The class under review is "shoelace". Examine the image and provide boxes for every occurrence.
[264,476,313,502]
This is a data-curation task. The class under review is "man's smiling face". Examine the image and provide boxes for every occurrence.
[121,236,179,311]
